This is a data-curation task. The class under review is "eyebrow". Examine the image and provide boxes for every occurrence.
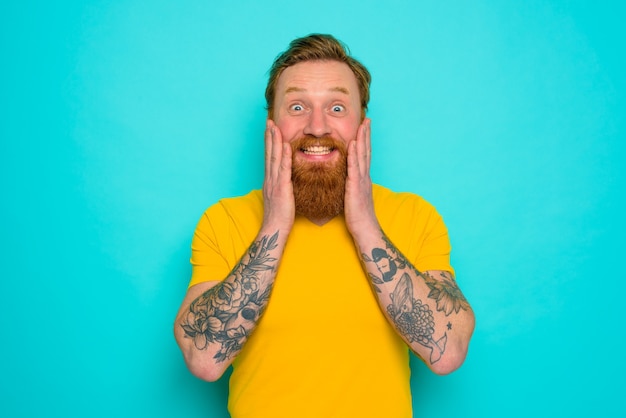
[284,86,350,95]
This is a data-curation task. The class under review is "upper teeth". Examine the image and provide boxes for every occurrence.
[303,146,332,155]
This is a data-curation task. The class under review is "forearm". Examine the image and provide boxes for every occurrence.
[355,228,475,375]
[174,227,288,381]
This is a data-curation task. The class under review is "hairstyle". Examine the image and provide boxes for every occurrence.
[265,34,371,118]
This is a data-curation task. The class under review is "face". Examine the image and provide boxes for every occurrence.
[272,60,363,166]
[375,258,391,274]
[271,60,364,222]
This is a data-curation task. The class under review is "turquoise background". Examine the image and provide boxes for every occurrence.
[1,1,624,417]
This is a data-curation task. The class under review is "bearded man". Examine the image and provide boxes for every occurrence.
[174,34,475,418]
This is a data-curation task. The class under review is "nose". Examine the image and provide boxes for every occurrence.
[303,109,331,137]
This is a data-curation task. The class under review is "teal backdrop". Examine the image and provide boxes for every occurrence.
[1,1,624,417]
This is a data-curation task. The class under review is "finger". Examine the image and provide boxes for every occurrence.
[266,120,283,181]
[271,123,284,180]
[363,118,371,174]
[264,119,273,177]
[356,118,370,176]
[280,142,292,182]
[345,139,357,182]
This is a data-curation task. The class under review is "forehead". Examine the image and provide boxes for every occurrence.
[276,60,359,98]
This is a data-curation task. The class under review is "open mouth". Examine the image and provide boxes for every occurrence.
[301,145,333,156]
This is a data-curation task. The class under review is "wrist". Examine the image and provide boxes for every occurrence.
[347,218,382,249]
[260,217,293,239]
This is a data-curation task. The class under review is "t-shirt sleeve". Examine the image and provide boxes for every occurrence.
[411,203,455,276]
[375,187,455,276]
[188,203,233,287]
[188,191,264,287]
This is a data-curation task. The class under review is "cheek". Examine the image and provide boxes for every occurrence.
[275,119,301,142]
[337,117,361,140]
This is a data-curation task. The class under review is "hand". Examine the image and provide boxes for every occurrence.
[262,119,295,232]
[344,118,380,241]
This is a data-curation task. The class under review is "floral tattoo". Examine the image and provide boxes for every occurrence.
[422,271,470,315]
[180,232,279,362]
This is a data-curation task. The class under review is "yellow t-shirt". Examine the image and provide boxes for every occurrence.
[189,184,453,418]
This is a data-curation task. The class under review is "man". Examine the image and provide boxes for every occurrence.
[174,34,475,418]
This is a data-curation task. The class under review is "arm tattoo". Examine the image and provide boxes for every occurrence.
[422,271,471,315]
[361,234,469,364]
[387,273,447,364]
[180,232,279,362]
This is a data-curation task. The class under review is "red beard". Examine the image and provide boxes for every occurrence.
[290,136,348,221]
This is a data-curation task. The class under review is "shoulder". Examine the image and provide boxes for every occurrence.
[372,183,448,241]
[196,189,263,233]
[373,184,453,271]
[372,184,438,216]
[202,189,263,217]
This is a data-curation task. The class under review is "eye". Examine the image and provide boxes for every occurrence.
[290,104,304,112]
[331,104,345,113]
